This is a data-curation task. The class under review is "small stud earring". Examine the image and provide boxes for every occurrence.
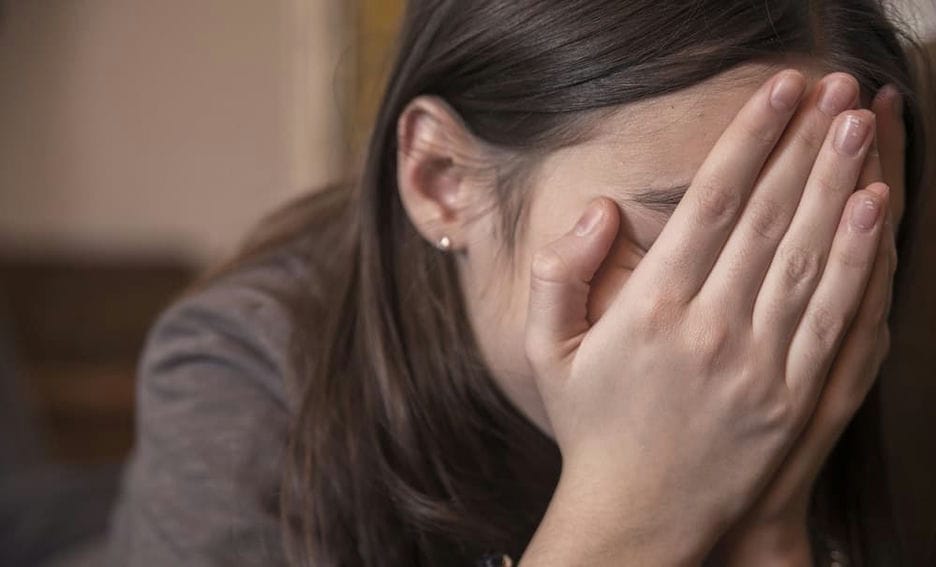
[437,236,452,251]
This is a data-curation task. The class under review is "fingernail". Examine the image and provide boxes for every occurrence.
[770,72,806,111]
[818,76,857,116]
[852,194,884,231]
[575,205,604,236]
[834,113,871,156]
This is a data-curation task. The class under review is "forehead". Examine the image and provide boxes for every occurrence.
[579,63,796,189]
[525,62,837,246]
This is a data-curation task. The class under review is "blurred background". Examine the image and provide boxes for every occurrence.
[0,0,403,563]
[0,0,933,565]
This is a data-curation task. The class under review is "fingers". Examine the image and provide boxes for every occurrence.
[767,227,894,491]
[857,113,883,189]
[753,109,876,347]
[702,74,859,311]
[871,85,906,224]
[819,227,894,429]
[526,198,620,369]
[784,183,889,407]
[630,70,806,302]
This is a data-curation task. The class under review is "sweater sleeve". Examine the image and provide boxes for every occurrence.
[105,265,301,567]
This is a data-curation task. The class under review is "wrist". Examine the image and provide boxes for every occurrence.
[521,469,713,566]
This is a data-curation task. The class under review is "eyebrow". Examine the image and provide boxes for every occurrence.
[628,183,692,215]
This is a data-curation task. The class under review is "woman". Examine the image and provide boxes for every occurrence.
[106,0,933,565]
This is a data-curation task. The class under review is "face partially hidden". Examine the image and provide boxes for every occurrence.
[453,63,905,435]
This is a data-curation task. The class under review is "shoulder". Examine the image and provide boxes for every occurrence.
[140,244,316,410]
[107,242,322,566]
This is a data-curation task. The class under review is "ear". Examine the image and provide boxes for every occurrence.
[397,96,486,252]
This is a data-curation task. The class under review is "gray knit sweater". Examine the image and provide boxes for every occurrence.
[105,248,312,566]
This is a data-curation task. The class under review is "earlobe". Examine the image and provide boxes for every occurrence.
[396,96,482,251]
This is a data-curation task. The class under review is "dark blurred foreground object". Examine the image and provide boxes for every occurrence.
[0,253,195,565]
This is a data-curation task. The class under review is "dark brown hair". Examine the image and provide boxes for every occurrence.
[223,1,934,565]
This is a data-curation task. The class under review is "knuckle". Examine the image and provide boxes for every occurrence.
[692,323,733,364]
[739,117,779,147]
[779,244,823,287]
[812,173,844,197]
[761,394,795,430]
[530,246,571,285]
[737,374,794,429]
[694,177,742,224]
[834,377,878,424]
[833,244,872,271]
[523,334,549,369]
[872,293,891,327]
[863,304,886,331]
[804,302,847,349]
[853,299,887,341]
[524,329,561,372]
[634,294,681,334]
[746,198,790,241]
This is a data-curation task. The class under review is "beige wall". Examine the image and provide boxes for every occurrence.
[0,0,345,263]
[0,1,931,264]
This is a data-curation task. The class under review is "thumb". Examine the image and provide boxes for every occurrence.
[525,198,620,368]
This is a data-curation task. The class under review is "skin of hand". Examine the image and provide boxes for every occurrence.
[519,70,890,566]
[715,84,906,565]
